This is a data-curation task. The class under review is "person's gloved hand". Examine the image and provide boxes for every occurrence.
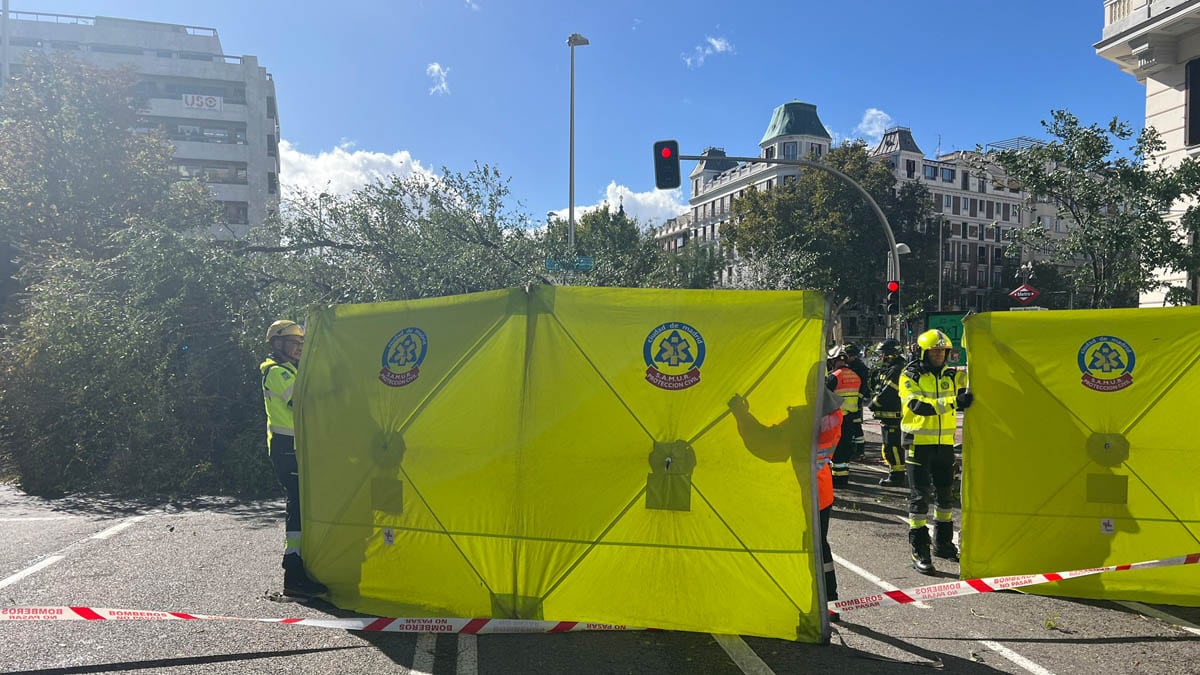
[727,394,749,415]
[955,390,974,410]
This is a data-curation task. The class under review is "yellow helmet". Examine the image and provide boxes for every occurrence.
[265,319,304,343]
[916,329,952,358]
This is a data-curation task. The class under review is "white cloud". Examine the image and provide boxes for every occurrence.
[632,18,642,30]
[852,108,894,143]
[278,139,436,199]
[552,182,687,227]
[465,0,480,10]
[426,62,450,95]
[682,35,735,69]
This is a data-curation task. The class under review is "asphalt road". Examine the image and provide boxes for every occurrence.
[2,419,1198,674]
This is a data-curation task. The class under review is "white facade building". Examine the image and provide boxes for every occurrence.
[0,11,280,234]
[1096,0,1200,305]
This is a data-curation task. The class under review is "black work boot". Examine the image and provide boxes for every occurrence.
[879,471,906,487]
[282,554,328,598]
[909,527,935,575]
[933,521,960,562]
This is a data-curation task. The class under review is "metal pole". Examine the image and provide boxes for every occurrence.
[937,218,944,312]
[568,44,575,251]
[1,0,10,94]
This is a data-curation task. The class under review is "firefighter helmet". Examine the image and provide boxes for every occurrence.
[916,329,952,358]
[266,319,304,344]
[875,338,901,356]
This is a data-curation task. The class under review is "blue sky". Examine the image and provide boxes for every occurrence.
[18,0,1145,226]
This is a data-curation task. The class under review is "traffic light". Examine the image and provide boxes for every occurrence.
[885,280,900,315]
[653,140,681,189]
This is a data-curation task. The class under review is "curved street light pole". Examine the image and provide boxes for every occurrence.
[681,154,902,338]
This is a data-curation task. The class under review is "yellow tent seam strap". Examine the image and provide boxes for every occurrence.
[1120,346,1200,436]
[544,309,655,441]
[993,338,1095,434]
[687,316,815,447]
[1121,463,1200,548]
[691,483,805,614]
[535,487,648,605]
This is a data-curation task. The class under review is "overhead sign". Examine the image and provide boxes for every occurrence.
[1009,283,1040,305]
[926,311,967,367]
[545,256,594,272]
[182,94,223,112]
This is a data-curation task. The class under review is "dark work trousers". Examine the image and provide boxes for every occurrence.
[269,435,301,546]
[906,444,956,519]
[830,415,856,482]
[879,416,904,471]
[819,505,838,600]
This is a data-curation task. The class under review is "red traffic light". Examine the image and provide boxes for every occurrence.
[886,280,899,292]
[660,146,673,159]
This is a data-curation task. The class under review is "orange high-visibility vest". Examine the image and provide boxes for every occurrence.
[815,409,842,510]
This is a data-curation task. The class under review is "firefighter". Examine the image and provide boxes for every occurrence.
[868,339,906,486]
[842,344,870,461]
[900,329,972,575]
[826,347,862,488]
[261,320,328,597]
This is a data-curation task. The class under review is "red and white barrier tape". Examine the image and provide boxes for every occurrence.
[0,606,642,634]
[831,551,1200,614]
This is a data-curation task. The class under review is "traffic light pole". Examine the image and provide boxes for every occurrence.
[679,154,903,339]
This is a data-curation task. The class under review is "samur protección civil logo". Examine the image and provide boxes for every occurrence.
[643,322,705,391]
[380,327,428,387]
[1077,335,1135,392]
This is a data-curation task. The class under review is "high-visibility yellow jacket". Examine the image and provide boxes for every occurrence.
[260,357,298,449]
[899,363,968,445]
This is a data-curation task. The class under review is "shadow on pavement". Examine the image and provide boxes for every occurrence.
[834,620,1008,673]
[4,645,366,674]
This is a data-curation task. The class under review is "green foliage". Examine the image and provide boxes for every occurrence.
[722,142,936,318]
[542,204,692,288]
[988,110,1200,308]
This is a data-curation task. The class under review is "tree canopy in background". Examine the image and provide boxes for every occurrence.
[989,110,1200,308]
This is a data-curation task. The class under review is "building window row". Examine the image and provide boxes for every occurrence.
[932,192,1022,223]
[175,161,249,184]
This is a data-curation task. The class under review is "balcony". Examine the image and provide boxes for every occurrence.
[1097,0,1200,78]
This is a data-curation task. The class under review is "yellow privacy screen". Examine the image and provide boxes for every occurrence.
[293,286,829,641]
[961,307,1200,605]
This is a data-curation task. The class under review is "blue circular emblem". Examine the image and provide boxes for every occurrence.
[1077,335,1135,392]
[643,322,705,390]
[380,327,428,387]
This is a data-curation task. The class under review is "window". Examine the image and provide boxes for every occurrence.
[970,198,978,218]
[924,165,937,180]
[809,142,823,157]
[968,224,978,239]
[944,243,953,261]
[986,225,995,241]
[765,179,774,190]
[1188,59,1200,146]
[764,145,776,160]
[905,159,917,179]
[941,168,955,183]
[222,201,249,225]
[979,178,988,194]
[267,96,277,119]
[978,245,987,262]
[693,179,700,195]
[268,172,278,194]
[952,196,960,215]
[1002,202,1010,221]
[960,244,969,260]
[91,44,143,55]
[977,268,987,286]
[951,222,961,236]
[993,270,1003,288]
[986,200,995,219]
[203,127,229,142]
[178,124,201,138]
[944,194,952,209]
[782,142,797,159]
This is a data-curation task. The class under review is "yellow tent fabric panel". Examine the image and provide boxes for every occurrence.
[294,286,829,641]
[961,307,1200,605]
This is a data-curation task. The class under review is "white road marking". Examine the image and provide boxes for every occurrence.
[711,633,776,675]
[0,555,65,590]
[411,632,436,674]
[978,639,1057,675]
[0,516,75,522]
[456,633,478,675]
[831,553,931,609]
[1115,600,1200,637]
[91,515,146,540]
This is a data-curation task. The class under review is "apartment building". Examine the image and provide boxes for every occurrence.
[1096,0,1200,305]
[651,101,832,282]
[869,127,1065,312]
[0,11,280,234]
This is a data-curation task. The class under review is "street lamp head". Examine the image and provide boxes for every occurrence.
[895,242,912,255]
[567,33,590,47]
